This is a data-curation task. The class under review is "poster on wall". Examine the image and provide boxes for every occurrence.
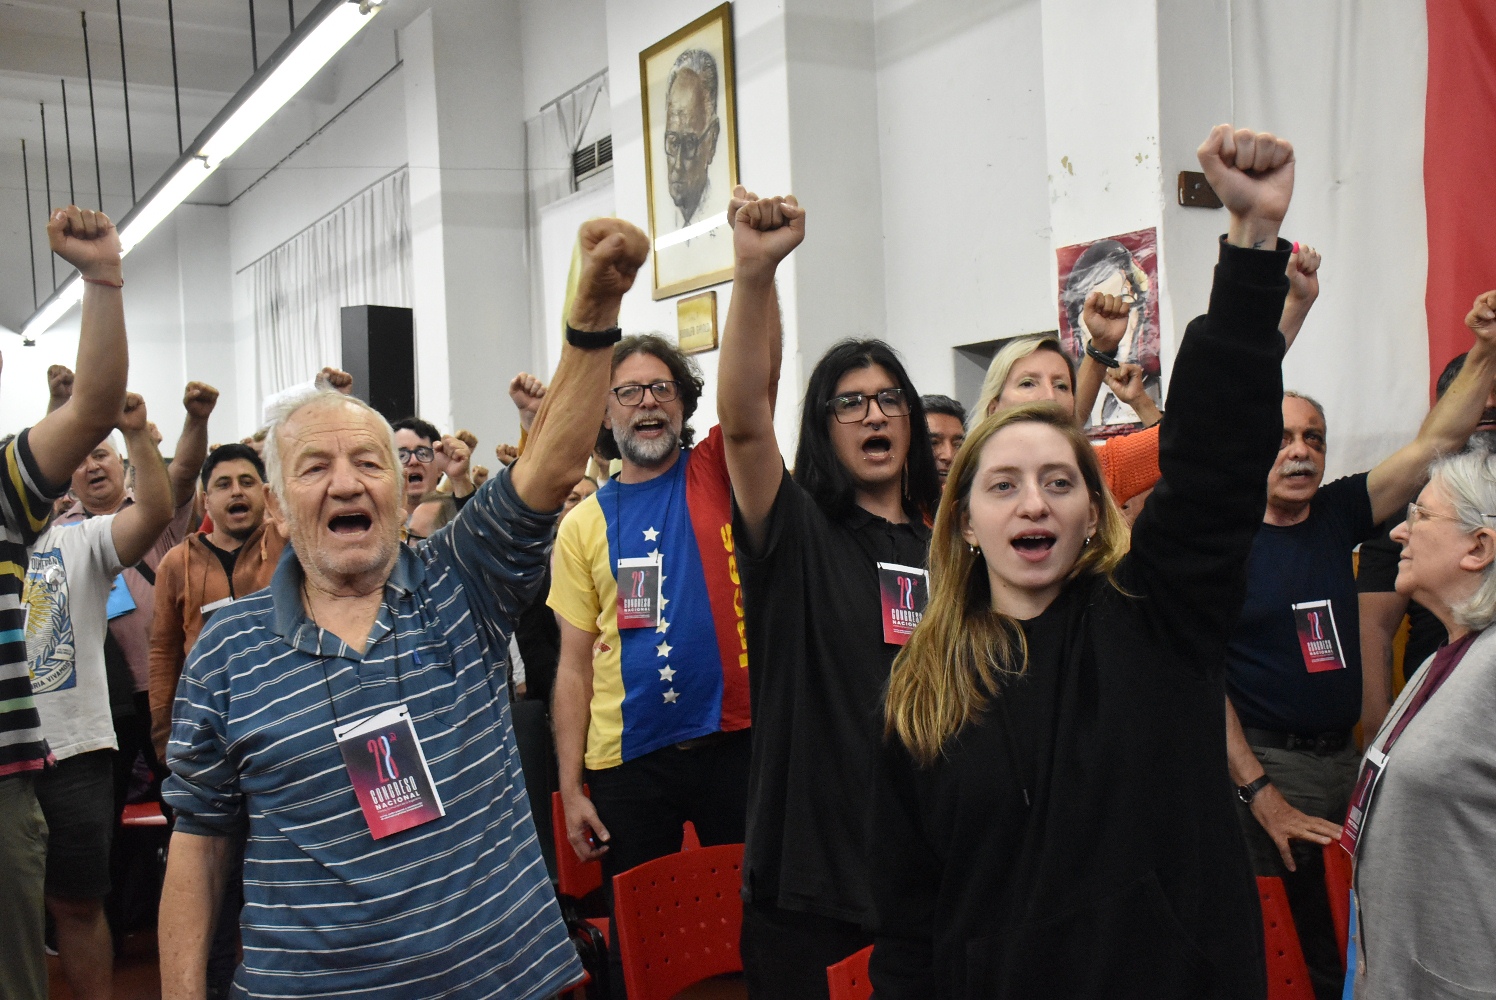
[639,3,740,300]
[1055,227,1161,435]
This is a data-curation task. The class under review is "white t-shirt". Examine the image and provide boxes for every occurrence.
[23,516,124,761]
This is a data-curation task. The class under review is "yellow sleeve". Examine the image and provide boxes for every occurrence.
[546,496,606,635]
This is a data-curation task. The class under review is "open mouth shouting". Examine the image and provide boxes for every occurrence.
[225,498,253,519]
[631,415,670,438]
[327,509,374,538]
[862,433,894,462]
[1011,530,1058,562]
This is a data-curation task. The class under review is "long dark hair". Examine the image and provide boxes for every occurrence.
[793,338,942,523]
[595,334,706,460]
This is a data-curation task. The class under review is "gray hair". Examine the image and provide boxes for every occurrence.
[1429,448,1496,631]
[667,49,719,117]
[1283,390,1327,425]
[261,389,398,501]
[974,335,1075,425]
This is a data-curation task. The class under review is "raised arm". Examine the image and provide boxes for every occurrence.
[1124,126,1295,659]
[1073,291,1131,426]
[1365,290,1496,524]
[112,393,176,566]
[1278,244,1321,349]
[28,207,128,489]
[168,382,218,508]
[511,219,649,512]
[718,188,803,545]
[1103,363,1161,428]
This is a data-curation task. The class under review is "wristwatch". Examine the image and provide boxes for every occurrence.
[565,323,623,349]
[1236,774,1273,805]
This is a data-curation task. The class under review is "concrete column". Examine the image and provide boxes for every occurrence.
[401,1,531,450]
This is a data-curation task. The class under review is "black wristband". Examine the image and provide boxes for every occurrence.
[1085,343,1119,369]
[1236,774,1273,805]
[565,324,623,349]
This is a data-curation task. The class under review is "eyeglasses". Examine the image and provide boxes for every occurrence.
[399,446,435,465]
[664,128,711,160]
[1407,501,1495,528]
[611,381,679,407]
[827,388,910,424]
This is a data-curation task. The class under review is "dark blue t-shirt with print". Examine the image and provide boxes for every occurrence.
[1226,473,1376,734]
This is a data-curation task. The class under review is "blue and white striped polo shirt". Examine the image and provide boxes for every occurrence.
[164,469,582,999]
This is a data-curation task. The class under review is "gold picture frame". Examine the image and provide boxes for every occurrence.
[639,3,740,300]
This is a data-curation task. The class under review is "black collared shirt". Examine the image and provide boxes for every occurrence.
[734,468,930,926]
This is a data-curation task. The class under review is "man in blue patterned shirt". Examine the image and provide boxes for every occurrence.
[159,218,650,1000]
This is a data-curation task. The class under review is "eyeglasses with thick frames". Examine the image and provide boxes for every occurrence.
[827,388,910,424]
[611,381,680,407]
[664,126,714,160]
[399,446,435,465]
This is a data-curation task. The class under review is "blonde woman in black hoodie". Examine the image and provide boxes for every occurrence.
[871,124,1297,1000]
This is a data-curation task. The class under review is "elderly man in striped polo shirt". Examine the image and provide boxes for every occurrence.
[159,218,649,1000]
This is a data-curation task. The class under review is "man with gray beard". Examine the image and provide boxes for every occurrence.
[1220,291,1496,1000]
[550,332,779,998]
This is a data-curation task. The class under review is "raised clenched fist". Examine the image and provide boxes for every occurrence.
[47,207,123,281]
[495,443,519,468]
[116,392,148,435]
[183,381,219,421]
[456,429,478,451]
[1466,290,1496,346]
[1196,125,1295,238]
[435,434,471,481]
[1082,291,1132,354]
[1286,244,1321,303]
[316,367,354,395]
[1103,364,1149,406]
[470,465,490,488]
[48,365,75,405]
[575,218,650,304]
[509,373,546,431]
[730,186,805,278]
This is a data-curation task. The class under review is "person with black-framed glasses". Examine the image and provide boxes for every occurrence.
[716,185,942,998]
[390,416,475,527]
[549,329,782,999]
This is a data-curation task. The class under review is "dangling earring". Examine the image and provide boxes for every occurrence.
[1084,533,1094,547]
[969,542,981,555]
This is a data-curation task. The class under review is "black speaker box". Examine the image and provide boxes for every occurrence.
[340,305,416,423]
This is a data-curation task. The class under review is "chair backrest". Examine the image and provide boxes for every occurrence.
[612,843,745,1000]
[827,944,874,1000]
[1257,876,1315,1000]
[1322,843,1352,964]
[551,791,603,900]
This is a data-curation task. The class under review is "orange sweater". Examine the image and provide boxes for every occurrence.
[148,523,286,758]
[1094,423,1162,506]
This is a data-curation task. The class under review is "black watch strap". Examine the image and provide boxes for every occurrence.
[1084,342,1119,368]
[565,323,623,349]
[1236,774,1273,805]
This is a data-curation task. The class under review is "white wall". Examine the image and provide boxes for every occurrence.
[873,0,1054,401]
[521,0,611,117]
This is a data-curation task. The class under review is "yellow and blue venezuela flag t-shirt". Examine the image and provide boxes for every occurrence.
[548,425,751,769]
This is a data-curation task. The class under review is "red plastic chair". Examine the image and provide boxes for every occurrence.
[1322,843,1352,965]
[1258,876,1315,1000]
[827,944,874,1000]
[611,842,745,1000]
[120,801,168,827]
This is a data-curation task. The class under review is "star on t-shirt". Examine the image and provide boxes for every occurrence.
[663,688,679,704]
[656,640,673,658]
[643,526,660,542]
[659,665,676,681]
[656,618,670,634]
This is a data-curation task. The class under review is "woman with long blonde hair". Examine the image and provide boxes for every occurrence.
[869,124,1299,999]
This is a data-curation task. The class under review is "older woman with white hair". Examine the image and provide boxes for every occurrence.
[1348,445,1496,998]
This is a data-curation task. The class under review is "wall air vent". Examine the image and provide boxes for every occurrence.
[572,135,613,185]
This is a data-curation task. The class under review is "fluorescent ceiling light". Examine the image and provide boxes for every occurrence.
[20,0,380,341]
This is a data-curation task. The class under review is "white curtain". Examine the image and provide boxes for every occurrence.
[252,168,412,402]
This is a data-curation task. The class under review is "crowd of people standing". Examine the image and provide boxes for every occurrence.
[1,122,1494,1000]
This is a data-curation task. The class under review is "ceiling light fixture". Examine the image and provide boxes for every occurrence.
[21,0,381,341]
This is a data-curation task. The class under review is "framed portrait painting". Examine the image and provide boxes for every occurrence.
[640,3,740,300]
